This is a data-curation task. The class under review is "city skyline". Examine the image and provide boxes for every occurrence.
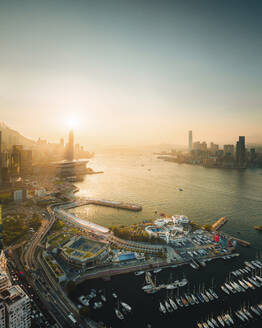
[1,0,262,146]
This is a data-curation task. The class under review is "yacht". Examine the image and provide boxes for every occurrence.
[115,308,124,320]
[165,300,173,313]
[121,302,132,312]
[169,298,178,310]
[159,302,166,314]
[135,271,144,276]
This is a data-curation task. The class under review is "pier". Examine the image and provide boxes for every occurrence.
[211,216,228,231]
[75,198,142,212]
[230,236,251,247]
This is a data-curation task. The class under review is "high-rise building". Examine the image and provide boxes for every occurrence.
[188,130,193,152]
[210,142,219,153]
[66,130,74,161]
[0,285,31,328]
[224,144,234,156]
[236,136,246,166]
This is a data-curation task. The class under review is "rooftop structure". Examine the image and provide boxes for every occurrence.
[0,285,31,328]
[60,236,108,268]
[55,209,110,234]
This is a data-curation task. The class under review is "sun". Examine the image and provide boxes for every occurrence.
[65,116,80,130]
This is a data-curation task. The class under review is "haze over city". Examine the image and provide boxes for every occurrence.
[1,0,262,146]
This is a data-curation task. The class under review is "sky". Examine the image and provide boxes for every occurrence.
[0,0,262,146]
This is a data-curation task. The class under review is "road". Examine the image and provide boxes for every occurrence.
[23,203,97,328]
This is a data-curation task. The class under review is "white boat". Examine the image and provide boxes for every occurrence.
[135,271,144,276]
[93,301,102,309]
[115,308,124,320]
[153,268,162,273]
[169,298,178,310]
[178,278,188,287]
[101,295,106,302]
[142,284,153,291]
[217,316,225,327]
[159,302,166,314]
[121,302,132,312]
[165,300,173,312]
[78,295,89,306]
[112,293,118,298]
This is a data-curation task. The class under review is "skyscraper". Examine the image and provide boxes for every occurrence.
[66,130,74,161]
[236,136,246,167]
[188,130,192,152]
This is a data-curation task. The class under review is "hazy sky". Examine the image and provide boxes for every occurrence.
[1,0,262,146]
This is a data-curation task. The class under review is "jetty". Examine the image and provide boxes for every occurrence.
[212,216,228,231]
[231,237,251,247]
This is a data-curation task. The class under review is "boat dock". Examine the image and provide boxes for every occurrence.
[211,217,228,231]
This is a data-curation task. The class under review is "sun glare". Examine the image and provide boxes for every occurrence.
[65,116,80,130]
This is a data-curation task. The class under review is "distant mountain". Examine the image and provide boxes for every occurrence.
[0,122,35,150]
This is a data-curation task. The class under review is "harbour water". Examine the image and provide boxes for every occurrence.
[70,149,262,327]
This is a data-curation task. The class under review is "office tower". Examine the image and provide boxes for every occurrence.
[236,136,246,166]
[188,130,192,152]
[66,130,74,161]
[0,285,31,328]
[224,144,234,156]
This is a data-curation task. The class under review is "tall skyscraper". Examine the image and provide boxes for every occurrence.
[188,130,192,152]
[66,130,74,161]
[236,136,246,166]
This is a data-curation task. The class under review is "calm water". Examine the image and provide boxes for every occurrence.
[70,150,262,327]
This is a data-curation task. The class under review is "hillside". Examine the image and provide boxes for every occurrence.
[0,122,35,150]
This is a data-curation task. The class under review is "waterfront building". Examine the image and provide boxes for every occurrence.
[210,142,219,154]
[0,285,31,328]
[223,144,234,156]
[188,130,192,152]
